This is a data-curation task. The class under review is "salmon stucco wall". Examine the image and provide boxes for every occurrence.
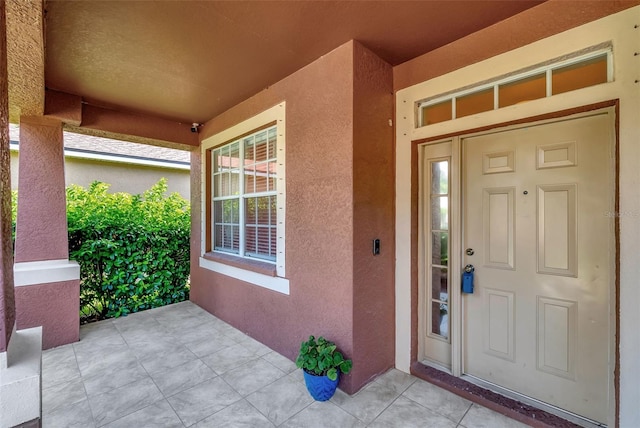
[191,41,396,394]
[14,117,68,263]
[351,42,395,387]
[15,279,79,349]
[393,0,640,92]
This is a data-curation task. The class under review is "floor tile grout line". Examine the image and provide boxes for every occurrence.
[400,389,470,426]
[243,397,278,428]
[185,393,244,427]
[363,393,404,427]
[165,389,206,428]
[70,334,99,427]
[456,403,474,428]
[275,398,316,427]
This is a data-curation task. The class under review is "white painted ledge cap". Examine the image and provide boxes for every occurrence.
[13,259,80,287]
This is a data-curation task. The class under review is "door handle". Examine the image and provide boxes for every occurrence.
[464,264,475,273]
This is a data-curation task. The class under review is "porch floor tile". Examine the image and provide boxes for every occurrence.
[41,301,531,427]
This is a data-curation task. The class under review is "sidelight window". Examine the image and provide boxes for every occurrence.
[428,160,450,340]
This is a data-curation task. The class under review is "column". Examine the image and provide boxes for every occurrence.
[0,0,14,356]
[13,116,79,349]
[0,2,43,427]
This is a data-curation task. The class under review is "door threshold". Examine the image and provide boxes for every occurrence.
[462,374,606,428]
[411,362,585,428]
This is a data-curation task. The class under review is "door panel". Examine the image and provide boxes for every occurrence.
[463,112,613,424]
[537,184,577,276]
[483,187,515,269]
[483,288,515,361]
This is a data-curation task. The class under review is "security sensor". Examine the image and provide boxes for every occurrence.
[191,123,201,133]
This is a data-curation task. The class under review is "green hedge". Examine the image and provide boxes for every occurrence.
[12,179,191,320]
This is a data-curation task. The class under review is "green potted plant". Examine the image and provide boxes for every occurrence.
[296,335,353,401]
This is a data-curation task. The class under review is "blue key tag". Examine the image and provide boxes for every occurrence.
[462,266,474,294]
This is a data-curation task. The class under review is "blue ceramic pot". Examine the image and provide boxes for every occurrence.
[303,370,339,401]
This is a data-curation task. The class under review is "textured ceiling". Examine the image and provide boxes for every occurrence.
[43,1,544,124]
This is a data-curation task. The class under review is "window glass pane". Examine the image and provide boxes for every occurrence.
[220,145,230,172]
[229,171,239,195]
[431,267,448,303]
[254,165,268,193]
[245,195,276,260]
[268,161,277,192]
[421,100,452,126]
[431,301,448,338]
[213,146,228,173]
[213,199,239,253]
[226,199,240,223]
[499,73,546,108]
[431,196,448,230]
[212,149,220,174]
[268,128,277,159]
[456,88,494,118]
[229,142,240,166]
[430,161,448,194]
[213,200,239,225]
[255,131,268,162]
[220,225,239,252]
[245,169,255,194]
[245,226,258,255]
[431,232,448,266]
[552,54,607,95]
[213,173,222,197]
[244,136,254,161]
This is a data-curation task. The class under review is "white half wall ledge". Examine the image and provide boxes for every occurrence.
[0,326,42,428]
[13,259,80,287]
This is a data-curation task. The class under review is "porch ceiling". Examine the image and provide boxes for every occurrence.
[40,0,545,126]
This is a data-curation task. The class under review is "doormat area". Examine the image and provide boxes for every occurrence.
[411,363,582,428]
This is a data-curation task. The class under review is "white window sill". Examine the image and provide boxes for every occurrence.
[199,257,290,295]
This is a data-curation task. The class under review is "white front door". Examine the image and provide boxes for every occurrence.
[462,112,614,424]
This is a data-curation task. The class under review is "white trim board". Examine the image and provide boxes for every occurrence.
[199,257,290,295]
[13,259,80,287]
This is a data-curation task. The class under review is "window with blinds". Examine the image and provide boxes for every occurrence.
[211,125,278,262]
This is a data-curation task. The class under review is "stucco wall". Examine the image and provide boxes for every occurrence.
[394,5,640,426]
[191,41,396,394]
[14,117,68,263]
[393,0,638,92]
[10,151,190,199]
[351,43,395,388]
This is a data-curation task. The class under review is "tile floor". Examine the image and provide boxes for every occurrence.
[42,301,528,427]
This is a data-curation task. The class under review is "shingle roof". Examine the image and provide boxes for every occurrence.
[8,124,190,165]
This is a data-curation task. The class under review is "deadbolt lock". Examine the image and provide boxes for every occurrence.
[466,248,474,256]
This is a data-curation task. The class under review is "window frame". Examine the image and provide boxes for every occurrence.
[200,102,288,294]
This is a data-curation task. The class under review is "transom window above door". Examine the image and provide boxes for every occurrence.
[417,47,612,127]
